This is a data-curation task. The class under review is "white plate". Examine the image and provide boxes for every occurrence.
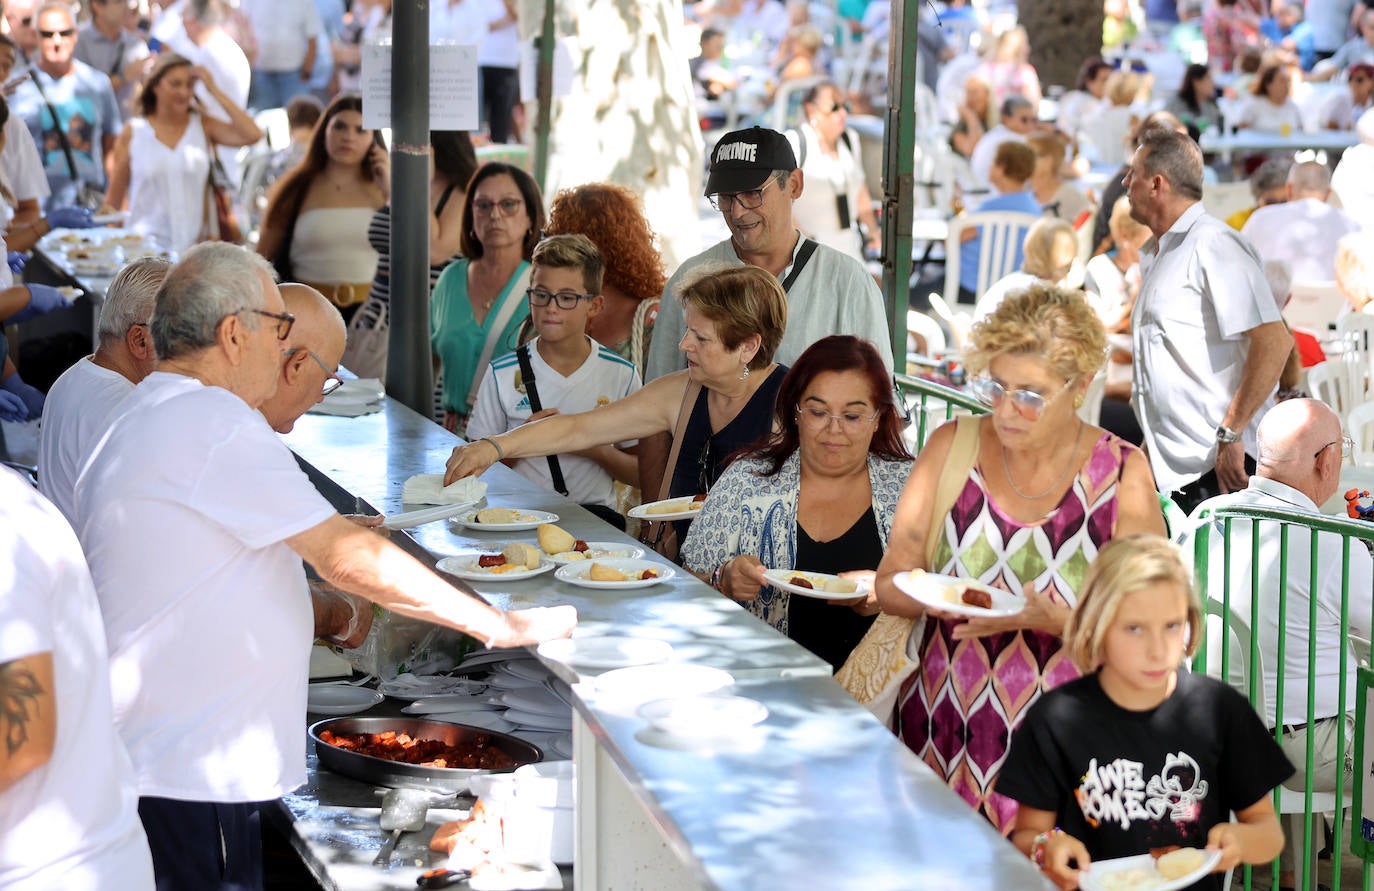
[377,674,488,699]
[90,212,126,225]
[591,664,734,703]
[401,696,502,715]
[455,649,540,670]
[502,707,572,731]
[56,285,82,302]
[545,541,646,564]
[382,501,480,530]
[436,554,555,582]
[638,694,767,738]
[554,558,674,589]
[627,497,705,522]
[423,711,516,734]
[306,685,383,715]
[451,508,560,532]
[499,687,569,716]
[761,569,869,601]
[538,636,674,670]
[500,660,553,682]
[1078,849,1221,891]
[551,736,574,758]
[891,569,1025,618]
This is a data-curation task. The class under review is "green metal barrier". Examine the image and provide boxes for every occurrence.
[893,373,988,452]
[1189,502,1374,891]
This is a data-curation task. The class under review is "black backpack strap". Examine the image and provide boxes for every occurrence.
[780,238,820,293]
[515,343,568,497]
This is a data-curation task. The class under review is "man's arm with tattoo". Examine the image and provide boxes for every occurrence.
[0,653,55,794]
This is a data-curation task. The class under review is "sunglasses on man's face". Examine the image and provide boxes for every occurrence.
[39,27,74,39]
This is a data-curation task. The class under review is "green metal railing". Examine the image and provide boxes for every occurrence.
[893,373,988,452]
[1190,502,1374,891]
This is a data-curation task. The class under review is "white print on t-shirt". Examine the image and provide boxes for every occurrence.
[1075,752,1209,830]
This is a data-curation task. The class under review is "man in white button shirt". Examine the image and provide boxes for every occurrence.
[1241,160,1359,284]
[1124,126,1292,513]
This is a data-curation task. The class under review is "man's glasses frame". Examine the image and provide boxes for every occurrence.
[1314,434,1354,461]
[232,308,295,340]
[286,348,343,396]
[707,176,780,212]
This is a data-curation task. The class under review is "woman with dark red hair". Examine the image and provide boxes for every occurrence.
[680,335,913,672]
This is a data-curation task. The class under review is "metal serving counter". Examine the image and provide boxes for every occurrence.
[282,394,1054,891]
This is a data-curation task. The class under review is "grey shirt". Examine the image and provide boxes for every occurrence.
[644,233,893,381]
[73,23,149,121]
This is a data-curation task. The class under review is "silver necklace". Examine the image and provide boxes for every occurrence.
[1000,420,1085,500]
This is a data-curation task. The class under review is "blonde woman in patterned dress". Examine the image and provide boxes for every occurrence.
[873,283,1165,835]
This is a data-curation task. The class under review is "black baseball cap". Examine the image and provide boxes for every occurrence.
[704,126,797,196]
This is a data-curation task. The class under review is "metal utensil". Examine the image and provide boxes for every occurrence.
[374,788,431,867]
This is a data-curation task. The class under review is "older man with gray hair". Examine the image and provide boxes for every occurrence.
[1124,126,1292,513]
[73,243,574,890]
[1242,160,1359,283]
[38,257,169,522]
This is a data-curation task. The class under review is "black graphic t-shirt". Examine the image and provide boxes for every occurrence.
[998,671,1294,891]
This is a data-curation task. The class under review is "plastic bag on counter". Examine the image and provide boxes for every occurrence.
[342,604,482,680]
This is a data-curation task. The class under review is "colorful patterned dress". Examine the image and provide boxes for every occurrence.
[897,430,1138,835]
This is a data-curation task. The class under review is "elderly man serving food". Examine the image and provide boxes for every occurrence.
[72,243,575,891]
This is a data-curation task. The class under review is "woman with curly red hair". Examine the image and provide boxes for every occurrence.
[544,183,666,374]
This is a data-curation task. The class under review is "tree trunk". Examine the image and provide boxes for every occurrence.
[1020,0,1105,92]
[518,0,704,270]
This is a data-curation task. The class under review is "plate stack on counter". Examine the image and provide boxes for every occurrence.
[305,377,384,418]
[385,649,574,759]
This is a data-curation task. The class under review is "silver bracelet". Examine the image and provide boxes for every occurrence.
[479,436,505,461]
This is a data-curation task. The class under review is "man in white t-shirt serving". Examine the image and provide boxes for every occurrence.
[73,243,575,890]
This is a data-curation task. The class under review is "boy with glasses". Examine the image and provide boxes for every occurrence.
[467,234,641,528]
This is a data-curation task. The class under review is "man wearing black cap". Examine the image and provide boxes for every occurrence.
[644,125,891,383]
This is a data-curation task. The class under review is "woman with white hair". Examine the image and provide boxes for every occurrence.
[971,218,1079,323]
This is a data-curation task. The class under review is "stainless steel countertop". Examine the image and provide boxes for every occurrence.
[283,395,1054,891]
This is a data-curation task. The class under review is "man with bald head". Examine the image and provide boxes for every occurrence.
[259,283,345,433]
[1186,398,1367,886]
[1242,160,1359,284]
[73,243,574,890]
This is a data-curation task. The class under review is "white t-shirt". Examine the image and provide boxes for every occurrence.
[74,372,336,802]
[467,336,641,509]
[2,112,50,204]
[0,467,155,891]
[786,123,869,264]
[240,0,321,71]
[969,123,1022,187]
[1241,197,1360,283]
[37,356,135,525]
[430,0,489,46]
[1234,96,1304,133]
[475,0,516,67]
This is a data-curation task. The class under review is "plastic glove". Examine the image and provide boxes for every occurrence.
[8,283,66,323]
[0,389,27,422]
[46,206,95,229]
[7,251,27,275]
[1,372,43,418]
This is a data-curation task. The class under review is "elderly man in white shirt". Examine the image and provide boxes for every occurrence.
[1241,160,1359,284]
[38,257,167,524]
[1188,398,1368,889]
[72,243,574,889]
[1124,126,1292,513]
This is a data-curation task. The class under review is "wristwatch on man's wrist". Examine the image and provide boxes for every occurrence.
[1216,425,1243,444]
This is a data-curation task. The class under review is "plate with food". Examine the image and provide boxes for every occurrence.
[627,496,706,522]
[436,544,555,581]
[535,522,644,563]
[1079,848,1220,891]
[554,558,674,589]
[450,507,559,531]
[90,211,127,226]
[891,569,1024,618]
[761,569,869,601]
[55,285,82,303]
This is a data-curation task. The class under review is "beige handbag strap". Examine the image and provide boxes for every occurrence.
[656,378,703,503]
[925,415,982,567]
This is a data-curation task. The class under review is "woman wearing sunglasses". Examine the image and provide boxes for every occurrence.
[873,282,1165,836]
[787,80,881,265]
[680,336,911,673]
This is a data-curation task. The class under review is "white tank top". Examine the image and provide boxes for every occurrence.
[289,206,380,283]
[127,115,212,254]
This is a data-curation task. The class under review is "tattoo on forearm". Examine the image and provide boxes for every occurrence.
[0,661,45,757]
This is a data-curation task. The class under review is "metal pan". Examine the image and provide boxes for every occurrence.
[309,716,542,792]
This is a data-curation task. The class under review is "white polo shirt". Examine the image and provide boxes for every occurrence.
[38,356,135,525]
[74,372,336,803]
[1241,197,1360,284]
[467,336,641,509]
[1132,202,1281,493]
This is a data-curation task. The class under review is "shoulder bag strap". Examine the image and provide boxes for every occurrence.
[27,67,82,186]
[465,264,532,412]
[515,343,568,497]
[780,238,819,293]
[657,378,703,502]
[926,415,981,567]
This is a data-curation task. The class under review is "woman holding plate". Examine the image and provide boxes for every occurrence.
[443,264,788,556]
[872,283,1163,835]
[680,336,912,673]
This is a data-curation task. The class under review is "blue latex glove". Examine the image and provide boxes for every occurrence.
[8,283,65,324]
[7,251,26,275]
[1,373,43,419]
[0,389,27,422]
[46,206,95,229]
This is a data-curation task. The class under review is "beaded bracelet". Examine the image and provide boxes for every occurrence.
[1031,827,1064,868]
[710,564,726,594]
[479,436,505,461]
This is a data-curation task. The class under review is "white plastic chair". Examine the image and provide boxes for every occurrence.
[1349,401,1374,467]
[906,309,947,359]
[942,210,1040,307]
[1307,358,1357,419]
[1283,280,1347,336]
[927,293,973,352]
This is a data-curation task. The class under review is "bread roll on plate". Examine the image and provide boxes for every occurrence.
[537,523,577,554]
[1155,848,1205,880]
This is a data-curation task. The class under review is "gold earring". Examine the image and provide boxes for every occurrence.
[1074,394,1085,409]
